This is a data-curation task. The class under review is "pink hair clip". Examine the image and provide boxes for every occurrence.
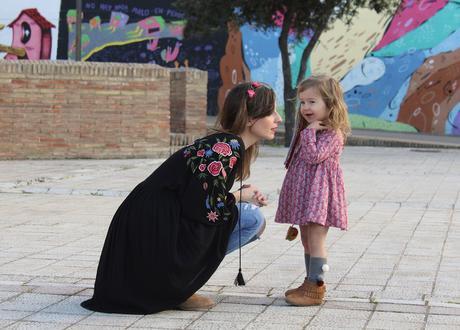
[247,89,256,98]
[251,82,262,88]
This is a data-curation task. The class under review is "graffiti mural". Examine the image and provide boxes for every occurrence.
[218,22,251,111]
[57,0,226,115]
[342,0,460,135]
[0,1,60,59]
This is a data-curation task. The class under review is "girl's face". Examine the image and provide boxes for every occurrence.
[299,87,328,124]
[249,109,283,141]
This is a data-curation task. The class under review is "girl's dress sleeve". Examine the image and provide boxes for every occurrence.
[182,134,242,224]
[298,128,342,165]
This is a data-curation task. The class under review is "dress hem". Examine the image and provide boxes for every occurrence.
[275,219,347,231]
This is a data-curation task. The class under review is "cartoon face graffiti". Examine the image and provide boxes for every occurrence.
[5,8,55,60]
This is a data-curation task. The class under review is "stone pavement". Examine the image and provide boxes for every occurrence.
[1,146,460,329]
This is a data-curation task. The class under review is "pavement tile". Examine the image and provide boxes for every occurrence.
[0,310,33,321]
[427,314,460,325]
[23,311,86,324]
[375,303,427,314]
[66,325,126,330]
[186,320,249,330]
[77,313,142,326]
[245,322,304,330]
[371,311,426,323]
[209,303,266,313]
[367,319,424,330]
[5,321,71,329]
[0,293,66,312]
[130,316,192,329]
[429,306,460,316]
[41,296,92,315]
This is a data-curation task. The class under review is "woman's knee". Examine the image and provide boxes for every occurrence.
[239,203,265,237]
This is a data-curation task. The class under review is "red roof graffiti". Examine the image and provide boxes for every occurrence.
[8,8,55,30]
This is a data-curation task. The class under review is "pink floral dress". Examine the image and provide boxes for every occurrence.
[275,128,348,230]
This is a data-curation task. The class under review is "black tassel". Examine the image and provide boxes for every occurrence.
[234,149,245,286]
[234,268,245,286]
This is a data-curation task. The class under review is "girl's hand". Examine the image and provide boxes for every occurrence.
[307,121,327,131]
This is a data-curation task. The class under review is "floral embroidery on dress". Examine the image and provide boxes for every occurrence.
[183,136,241,223]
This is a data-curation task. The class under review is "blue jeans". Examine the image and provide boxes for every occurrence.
[226,202,265,254]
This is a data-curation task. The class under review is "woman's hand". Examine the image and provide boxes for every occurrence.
[234,184,268,207]
[307,120,327,131]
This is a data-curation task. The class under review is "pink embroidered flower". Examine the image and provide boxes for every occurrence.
[247,89,256,98]
[212,142,232,156]
[197,149,205,157]
[221,168,227,179]
[207,161,223,176]
[252,81,261,88]
[229,156,237,169]
[207,210,219,222]
[198,164,206,172]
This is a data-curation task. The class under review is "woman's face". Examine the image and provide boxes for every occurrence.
[249,110,283,141]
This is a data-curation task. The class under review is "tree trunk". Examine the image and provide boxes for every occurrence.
[296,28,323,86]
[283,89,297,147]
[278,10,327,146]
[278,10,296,147]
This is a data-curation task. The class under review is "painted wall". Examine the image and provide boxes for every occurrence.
[340,0,460,135]
[2,0,458,135]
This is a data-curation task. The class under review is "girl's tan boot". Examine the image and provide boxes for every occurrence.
[284,279,308,297]
[285,280,325,306]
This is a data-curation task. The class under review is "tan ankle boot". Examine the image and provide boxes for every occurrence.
[285,280,326,306]
[284,279,308,297]
[178,294,215,311]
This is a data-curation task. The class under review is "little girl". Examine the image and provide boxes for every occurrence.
[275,75,351,306]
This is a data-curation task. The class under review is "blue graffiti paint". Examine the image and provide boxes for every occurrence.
[379,77,411,122]
[344,51,425,117]
[445,103,460,135]
[425,28,460,57]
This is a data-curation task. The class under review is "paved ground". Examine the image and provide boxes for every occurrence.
[1,145,460,329]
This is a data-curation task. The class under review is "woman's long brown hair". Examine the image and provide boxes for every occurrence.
[216,82,276,180]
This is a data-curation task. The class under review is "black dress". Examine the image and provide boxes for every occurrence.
[81,132,244,314]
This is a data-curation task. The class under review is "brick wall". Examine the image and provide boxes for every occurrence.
[0,60,207,159]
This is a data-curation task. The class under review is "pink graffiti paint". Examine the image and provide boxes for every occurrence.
[147,38,159,52]
[374,0,448,51]
[5,8,55,60]
[138,16,163,37]
[161,42,181,62]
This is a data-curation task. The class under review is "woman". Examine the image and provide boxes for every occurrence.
[81,82,282,314]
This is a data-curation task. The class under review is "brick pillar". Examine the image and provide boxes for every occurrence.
[170,68,207,136]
